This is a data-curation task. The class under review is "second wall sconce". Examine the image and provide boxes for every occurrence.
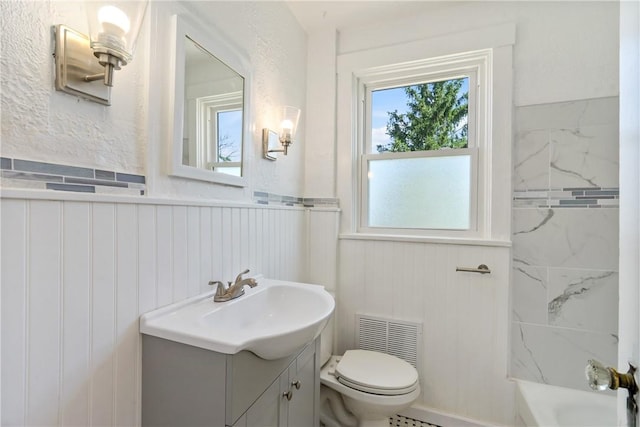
[263,106,301,160]
[53,0,149,105]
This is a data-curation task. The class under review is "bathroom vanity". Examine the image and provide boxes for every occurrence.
[138,278,333,427]
[141,335,320,427]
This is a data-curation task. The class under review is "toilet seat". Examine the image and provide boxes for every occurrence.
[335,350,419,396]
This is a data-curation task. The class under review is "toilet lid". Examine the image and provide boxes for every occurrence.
[335,350,419,396]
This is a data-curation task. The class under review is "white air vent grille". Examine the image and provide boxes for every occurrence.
[356,314,422,369]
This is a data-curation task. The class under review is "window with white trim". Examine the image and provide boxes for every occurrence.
[357,51,490,237]
[193,91,243,176]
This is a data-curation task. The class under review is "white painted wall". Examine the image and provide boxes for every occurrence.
[617,1,640,425]
[0,0,308,201]
[337,1,619,106]
[303,28,337,199]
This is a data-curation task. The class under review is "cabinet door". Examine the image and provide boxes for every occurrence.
[286,343,317,426]
[246,378,280,427]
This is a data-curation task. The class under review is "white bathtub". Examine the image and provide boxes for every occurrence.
[516,380,617,427]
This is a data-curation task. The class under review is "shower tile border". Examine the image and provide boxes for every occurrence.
[514,187,619,208]
[0,157,146,195]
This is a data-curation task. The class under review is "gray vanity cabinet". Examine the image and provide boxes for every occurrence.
[141,335,320,427]
[234,339,318,427]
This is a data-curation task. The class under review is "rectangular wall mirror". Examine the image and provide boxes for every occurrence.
[170,14,251,187]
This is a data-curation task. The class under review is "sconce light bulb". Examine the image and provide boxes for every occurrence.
[281,119,293,142]
[98,5,131,36]
[281,119,293,131]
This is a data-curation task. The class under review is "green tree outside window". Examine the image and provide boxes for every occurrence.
[378,79,468,153]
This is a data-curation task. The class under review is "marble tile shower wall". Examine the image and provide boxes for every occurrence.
[511,97,619,392]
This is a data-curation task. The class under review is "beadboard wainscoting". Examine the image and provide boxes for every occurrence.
[0,193,337,427]
[337,238,515,426]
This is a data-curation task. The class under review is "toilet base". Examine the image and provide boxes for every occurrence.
[321,354,420,427]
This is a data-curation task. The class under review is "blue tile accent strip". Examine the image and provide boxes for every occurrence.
[2,170,64,183]
[15,159,94,178]
[65,177,129,188]
[95,170,116,180]
[1,157,146,196]
[514,187,619,208]
[116,172,145,184]
[46,183,95,193]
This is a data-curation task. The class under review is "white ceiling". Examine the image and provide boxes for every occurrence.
[285,1,453,33]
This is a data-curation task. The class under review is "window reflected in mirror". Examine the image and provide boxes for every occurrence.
[182,36,244,177]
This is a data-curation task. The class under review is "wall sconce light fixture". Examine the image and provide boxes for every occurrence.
[263,106,301,160]
[54,1,149,105]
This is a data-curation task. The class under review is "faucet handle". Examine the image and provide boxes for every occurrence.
[209,280,227,297]
[233,269,251,284]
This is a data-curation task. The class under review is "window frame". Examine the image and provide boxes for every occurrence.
[355,50,490,238]
[195,91,243,172]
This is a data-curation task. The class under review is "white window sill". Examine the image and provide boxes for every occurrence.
[339,232,511,247]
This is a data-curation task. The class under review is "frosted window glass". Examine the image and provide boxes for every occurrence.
[368,155,471,230]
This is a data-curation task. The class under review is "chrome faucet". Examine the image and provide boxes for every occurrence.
[209,269,258,302]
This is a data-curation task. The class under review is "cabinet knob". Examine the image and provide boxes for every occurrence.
[282,391,293,401]
[291,380,301,390]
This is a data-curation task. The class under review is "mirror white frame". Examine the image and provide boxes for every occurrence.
[169,14,251,187]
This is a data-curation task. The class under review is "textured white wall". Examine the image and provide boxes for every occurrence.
[146,1,308,200]
[1,1,148,174]
[0,1,308,200]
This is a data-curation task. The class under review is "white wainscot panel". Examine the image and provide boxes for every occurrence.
[61,202,91,426]
[27,201,62,426]
[0,197,310,427]
[1,200,28,426]
[337,240,514,426]
[91,203,117,427]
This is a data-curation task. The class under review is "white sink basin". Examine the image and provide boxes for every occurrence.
[140,277,335,360]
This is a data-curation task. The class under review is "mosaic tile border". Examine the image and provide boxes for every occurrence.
[1,157,146,196]
[514,187,619,208]
[253,191,339,208]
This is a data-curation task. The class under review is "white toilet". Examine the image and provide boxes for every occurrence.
[319,314,420,427]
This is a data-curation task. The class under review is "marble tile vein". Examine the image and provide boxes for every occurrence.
[513,209,554,235]
[550,161,598,187]
[518,323,549,383]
